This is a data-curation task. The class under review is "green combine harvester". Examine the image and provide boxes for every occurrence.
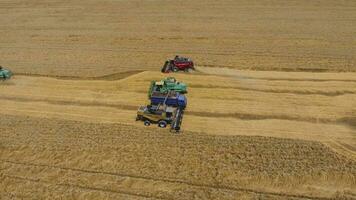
[148,77,187,98]
[0,66,12,80]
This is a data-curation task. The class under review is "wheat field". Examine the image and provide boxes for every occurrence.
[0,0,355,199]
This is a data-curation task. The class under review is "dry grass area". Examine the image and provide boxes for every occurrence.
[1,0,356,199]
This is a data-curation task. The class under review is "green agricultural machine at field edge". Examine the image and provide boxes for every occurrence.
[0,66,12,80]
[148,77,187,98]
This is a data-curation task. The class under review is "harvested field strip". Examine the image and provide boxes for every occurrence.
[196,70,356,83]
[189,112,356,130]
[198,64,345,73]
[0,96,137,111]
[245,77,356,83]
[187,111,345,125]
[2,95,352,127]
[15,70,144,80]
[196,67,356,82]
[189,84,356,96]
[206,74,356,83]
[1,159,335,200]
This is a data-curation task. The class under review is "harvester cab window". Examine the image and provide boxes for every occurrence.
[147,105,162,114]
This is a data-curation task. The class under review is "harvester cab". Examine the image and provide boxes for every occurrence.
[148,77,187,97]
[136,104,175,128]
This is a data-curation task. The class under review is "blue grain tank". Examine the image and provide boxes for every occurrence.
[150,91,187,109]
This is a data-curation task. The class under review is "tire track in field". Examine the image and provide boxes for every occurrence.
[196,66,356,82]
[15,70,144,81]
[249,77,356,83]
[189,84,356,96]
[0,159,333,200]
[3,45,353,64]
[0,96,138,111]
[0,45,236,56]
[187,111,333,123]
[198,63,350,72]
[1,95,353,128]
[2,174,159,200]
[187,112,356,129]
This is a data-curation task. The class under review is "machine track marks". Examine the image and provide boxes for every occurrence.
[15,70,144,81]
[1,159,334,200]
[189,84,356,97]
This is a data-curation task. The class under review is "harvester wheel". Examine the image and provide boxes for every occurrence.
[158,120,167,128]
[184,68,193,73]
[144,120,151,126]
[172,66,179,72]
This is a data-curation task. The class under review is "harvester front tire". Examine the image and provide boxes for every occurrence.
[144,120,151,126]
[172,66,179,72]
[185,68,194,73]
[158,120,167,128]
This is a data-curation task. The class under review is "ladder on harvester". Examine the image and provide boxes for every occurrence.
[170,107,184,133]
[162,91,184,133]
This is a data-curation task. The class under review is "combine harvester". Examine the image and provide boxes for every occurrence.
[148,77,187,96]
[0,66,12,81]
[161,55,195,73]
[136,77,188,133]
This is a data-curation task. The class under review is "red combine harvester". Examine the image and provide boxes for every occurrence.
[161,55,194,73]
